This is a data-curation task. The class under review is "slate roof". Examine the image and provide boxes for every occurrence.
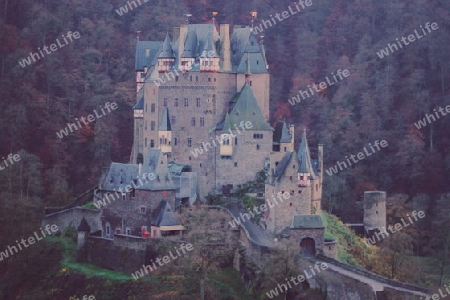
[167,162,191,175]
[135,41,162,70]
[273,121,291,145]
[215,85,273,131]
[159,33,175,58]
[290,215,325,229]
[273,151,293,180]
[231,27,268,74]
[100,163,139,191]
[201,32,219,57]
[297,129,316,178]
[152,200,181,227]
[133,93,144,110]
[182,30,198,58]
[159,108,171,131]
[135,23,268,74]
[140,148,176,191]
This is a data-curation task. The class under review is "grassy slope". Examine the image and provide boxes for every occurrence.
[321,211,371,267]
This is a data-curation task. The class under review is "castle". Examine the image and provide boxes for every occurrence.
[43,21,330,273]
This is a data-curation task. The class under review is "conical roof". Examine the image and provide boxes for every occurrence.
[182,30,197,58]
[297,129,316,178]
[201,32,219,57]
[159,33,175,58]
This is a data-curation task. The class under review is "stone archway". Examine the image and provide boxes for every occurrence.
[300,237,316,257]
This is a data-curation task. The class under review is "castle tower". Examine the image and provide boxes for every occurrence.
[363,191,387,236]
[265,129,324,235]
[157,33,175,72]
[158,108,172,153]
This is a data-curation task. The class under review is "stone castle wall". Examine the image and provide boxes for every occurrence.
[42,207,101,233]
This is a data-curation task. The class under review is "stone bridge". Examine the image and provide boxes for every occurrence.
[214,201,429,300]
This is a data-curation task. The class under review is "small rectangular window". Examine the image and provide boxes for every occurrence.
[163,98,168,107]
[200,117,205,127]
[174,98,179,107]
[191,117,196,126]
[187,138,192,147]
[140,206,146,214]
[151,103,155,113]
[234,162,237,167]
[196,98,201,107]
[151,121,155,131]
[184,98,189,107]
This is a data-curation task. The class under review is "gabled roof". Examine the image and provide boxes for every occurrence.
[152,200,181,227]
[290,215,324,229]
[159,108,171,131]
[297,129,316,178]
[273,121,291,145]
[215,85,273,131]
[135,41,162,70]
[159,33,175,58]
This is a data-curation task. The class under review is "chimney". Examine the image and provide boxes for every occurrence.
[178,24,188,67]
[220,24,231,71]
[173,26,180,43]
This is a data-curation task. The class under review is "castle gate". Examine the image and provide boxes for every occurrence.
[300,237,316,257]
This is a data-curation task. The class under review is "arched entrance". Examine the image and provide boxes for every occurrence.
[300,237,316,257]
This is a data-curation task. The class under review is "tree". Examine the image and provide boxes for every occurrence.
[178,207,235,300]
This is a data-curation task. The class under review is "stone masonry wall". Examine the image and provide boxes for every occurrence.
[42,207,101,233]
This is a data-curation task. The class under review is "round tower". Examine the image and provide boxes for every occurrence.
[363,191,386,234]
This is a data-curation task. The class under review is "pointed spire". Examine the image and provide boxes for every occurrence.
[201,32,219,57]
[159,107,171,131]
[297,129,315,176]
[159,33,175,58]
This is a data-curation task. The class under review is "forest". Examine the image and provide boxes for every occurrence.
[0,0,449,298]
